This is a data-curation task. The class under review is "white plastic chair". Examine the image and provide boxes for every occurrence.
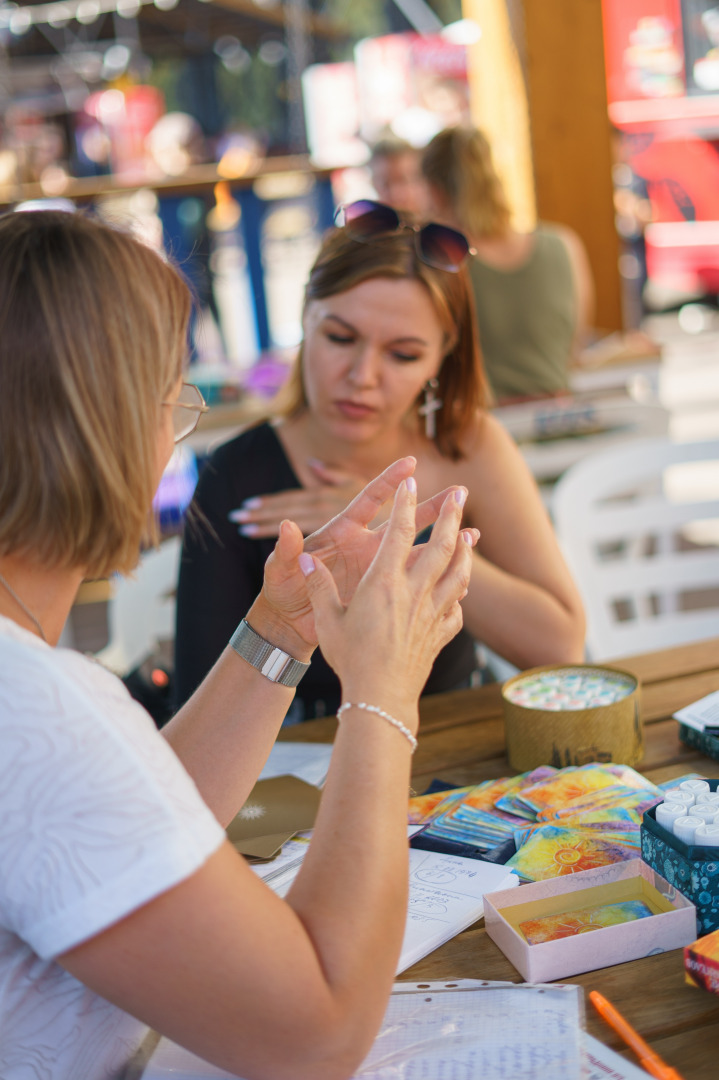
[551,437,719,661]
[94,537,181,676]
[493,395,670,482]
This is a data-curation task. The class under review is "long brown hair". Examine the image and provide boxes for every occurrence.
[422,126,512,240]
[0,211,191,576]
[275,225,488,460]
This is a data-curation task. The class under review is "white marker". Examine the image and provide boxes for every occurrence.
[656,801,690,832]
[694,823,719,847]
[663,788,696,808]
[673,815,704,844]
[680,779,711,798]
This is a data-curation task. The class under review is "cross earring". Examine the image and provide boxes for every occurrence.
[419,377,442,440]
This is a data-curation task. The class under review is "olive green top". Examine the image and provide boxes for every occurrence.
[469,225,576,403]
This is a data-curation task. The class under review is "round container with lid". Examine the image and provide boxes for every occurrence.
[502,664,641,771]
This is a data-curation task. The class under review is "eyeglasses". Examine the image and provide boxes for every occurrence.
[163,382,209,443]
[335,199,473,272]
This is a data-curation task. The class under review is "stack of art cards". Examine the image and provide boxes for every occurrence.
[408,769,557,851]
[409,763,665,881]
[505,764,661,881]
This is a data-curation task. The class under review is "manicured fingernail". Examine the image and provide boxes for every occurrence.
[242,497,262,510]
[307,457,325,467]
[463,530,473,544]
[455,487,467,507]
[298,553,315,576]
[406,476,417,495]
[229,510,250,522]
[239,524,259,537]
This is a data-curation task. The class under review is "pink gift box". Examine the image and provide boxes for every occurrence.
[483,858,697,982]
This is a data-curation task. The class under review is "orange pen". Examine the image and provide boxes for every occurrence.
[589,991,685,1080]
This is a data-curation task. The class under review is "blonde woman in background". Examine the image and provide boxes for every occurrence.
[422,125,595,403]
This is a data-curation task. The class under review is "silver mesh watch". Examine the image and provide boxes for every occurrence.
[229,619,310,687]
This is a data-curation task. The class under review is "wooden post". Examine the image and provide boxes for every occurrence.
[522,0,623,331]
[463,0,537,232]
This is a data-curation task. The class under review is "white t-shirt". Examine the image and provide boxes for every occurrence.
[0,615,226,1080]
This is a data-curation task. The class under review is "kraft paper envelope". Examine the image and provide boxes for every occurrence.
[226,774,322,859]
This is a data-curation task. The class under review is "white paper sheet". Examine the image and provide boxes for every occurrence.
[354,980,585,1079]
[257,741,333,787]
[583,1032,652,1079]
[674,689,719,732]
[142,980,584,1080]
[400,849,517,972]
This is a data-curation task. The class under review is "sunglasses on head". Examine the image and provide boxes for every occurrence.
[335,199,472,273]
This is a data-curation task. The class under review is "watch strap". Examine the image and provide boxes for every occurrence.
[229,619,309,688]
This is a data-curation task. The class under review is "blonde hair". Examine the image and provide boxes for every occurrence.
[422,126,512,240]
[274,226,487,460]
[0,211,191,576]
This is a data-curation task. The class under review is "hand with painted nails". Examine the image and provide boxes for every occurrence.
[228,460,370,539]
[256,456,475,655]
[297,473,477,715]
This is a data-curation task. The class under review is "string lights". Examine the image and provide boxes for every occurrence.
[0,0,179,34]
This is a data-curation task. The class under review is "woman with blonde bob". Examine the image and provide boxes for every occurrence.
[421,125,595,403]
[175,204,586,721]
[0,210,476,1080]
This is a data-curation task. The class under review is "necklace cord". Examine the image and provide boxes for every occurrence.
[0,570,47,642]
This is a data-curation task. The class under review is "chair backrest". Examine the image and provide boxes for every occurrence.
[493,395,670,482]
[94,537,181,676]
[551,437,719,661]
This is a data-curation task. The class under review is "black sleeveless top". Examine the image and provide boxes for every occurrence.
[174,423,478,718]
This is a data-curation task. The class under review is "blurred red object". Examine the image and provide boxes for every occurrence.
[84,85,165,181]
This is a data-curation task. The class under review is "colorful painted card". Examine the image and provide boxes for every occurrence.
[411,772,556,850]
[460,770,555,811]
[407,786,474,824]
[536,786,660,823]
[491,766,558,819]
[517,765,634,815]
[408,764,656,863]
[513,823,540,848]
[519,899,654,945]
[424,805,524,850]
[505,825,640,881]
[604,764,660,792]
[538,807,642,832]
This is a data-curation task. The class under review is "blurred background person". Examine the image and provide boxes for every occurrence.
[174,204,585,720]
[369,135,431,219]
[422,125,595,403]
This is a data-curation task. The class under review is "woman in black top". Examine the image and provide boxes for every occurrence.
[175,204,586,717]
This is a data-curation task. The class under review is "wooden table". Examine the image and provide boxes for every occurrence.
[279,637,719,1078]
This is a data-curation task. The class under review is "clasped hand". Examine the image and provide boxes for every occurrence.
[229,459,368,538]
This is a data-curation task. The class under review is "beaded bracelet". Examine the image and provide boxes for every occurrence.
[336,701,418,754]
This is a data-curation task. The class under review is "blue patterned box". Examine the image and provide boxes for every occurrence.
[642,779,719,936]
